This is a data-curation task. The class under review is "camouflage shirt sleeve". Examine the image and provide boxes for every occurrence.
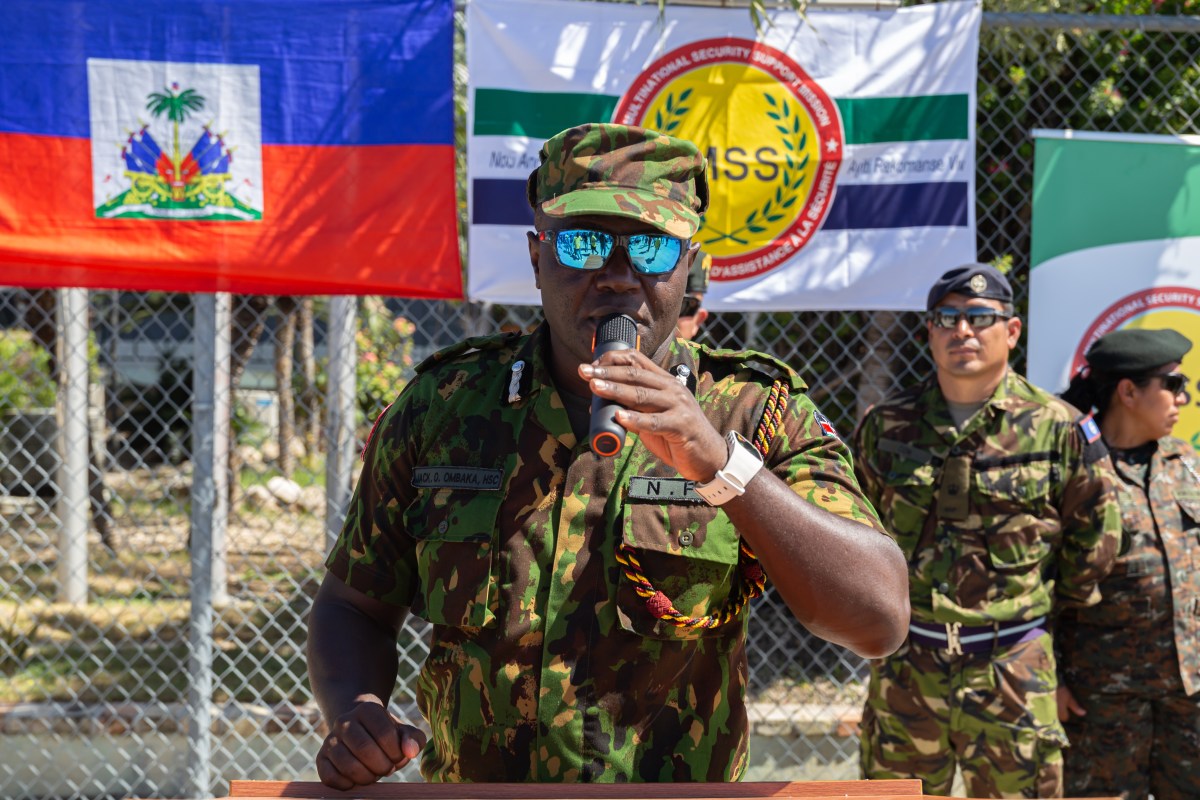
[1053,419,1121,609]
[770,391,887,535]
[324,384,423,607]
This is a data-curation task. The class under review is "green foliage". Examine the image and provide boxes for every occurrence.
[0,330,56,410]
[312,298,417,429]
[355,297,416,422]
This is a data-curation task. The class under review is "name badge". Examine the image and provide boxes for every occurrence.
[412,466,503,491]
[627,476,706,503]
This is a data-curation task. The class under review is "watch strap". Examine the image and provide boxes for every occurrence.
[695,431,764,506]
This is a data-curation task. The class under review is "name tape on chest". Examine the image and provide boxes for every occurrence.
[412,466,503,491]
[626,476,707,503]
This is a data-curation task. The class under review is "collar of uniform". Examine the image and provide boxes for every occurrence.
[665,337,700,396]
[501,322,577,450]
[500,324,545,405]
[1149,436,1200,486]
[922,368,1015,443]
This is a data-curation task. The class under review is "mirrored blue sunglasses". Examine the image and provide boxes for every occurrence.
[537,229,684,275]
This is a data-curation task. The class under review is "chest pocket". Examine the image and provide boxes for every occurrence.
[878,460,937,562]
[402,488,502,629]
[975,457,1054,570]
[1177,493,1200,529]
[617,502,741,642]
[1175,492,1200,568]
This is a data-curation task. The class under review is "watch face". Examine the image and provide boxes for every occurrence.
[728,430,763,461]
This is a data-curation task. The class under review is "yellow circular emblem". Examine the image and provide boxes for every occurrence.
[969,274,988,294]
[614,39,844,282]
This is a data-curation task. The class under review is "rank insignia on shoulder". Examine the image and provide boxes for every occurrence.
[1078,413,1102,444]
[813,410,839,439]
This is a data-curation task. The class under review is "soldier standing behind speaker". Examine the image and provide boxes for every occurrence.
[1057,328,1200,800]
[674,248,710,341]
[852,263,1121,797]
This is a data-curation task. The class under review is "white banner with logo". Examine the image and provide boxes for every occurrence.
[466,0,980,310]
[1028,129,1200,447]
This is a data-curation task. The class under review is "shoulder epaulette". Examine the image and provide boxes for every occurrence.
[702,346,809,392]
[1075,413,1109,466]
[414,332,522,375]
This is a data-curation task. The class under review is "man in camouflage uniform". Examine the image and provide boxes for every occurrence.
[1057,328,1200,800]
[852,263,1120,798]
[306,123,909,788]
[674,247,710,340]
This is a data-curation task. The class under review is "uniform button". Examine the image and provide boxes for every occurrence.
[437,520,449,534]
[678,531,694,547]
[949,446,963,457]
[938,582,951,594]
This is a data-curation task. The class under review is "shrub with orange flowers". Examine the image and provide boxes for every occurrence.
[355,297,416,424]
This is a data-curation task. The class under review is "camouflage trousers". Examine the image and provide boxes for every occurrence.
[859,633,1066,798]
[1061,620,1200,800]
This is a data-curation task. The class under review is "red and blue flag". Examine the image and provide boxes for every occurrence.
[0,0,460,296]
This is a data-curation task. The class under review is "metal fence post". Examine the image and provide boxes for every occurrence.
[187,292,231,799]
[57,288,89,605]
[325,295,357,552]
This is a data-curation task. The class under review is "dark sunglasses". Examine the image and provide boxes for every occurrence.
[537,229,684,275]
[1148,371,1188,395]
[679,295,702,318]
[927,307,1012,330]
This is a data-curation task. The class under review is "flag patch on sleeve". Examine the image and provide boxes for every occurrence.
[813,410,839,439]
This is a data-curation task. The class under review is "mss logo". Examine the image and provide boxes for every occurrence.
[614,38,844,282]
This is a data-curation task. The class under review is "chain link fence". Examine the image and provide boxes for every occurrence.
[1,6,1199,798]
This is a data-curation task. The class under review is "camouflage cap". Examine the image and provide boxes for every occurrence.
[526,123,709,238]
[687,249,712,295]
[1085,328,1192,375]
[926,263,1013,309]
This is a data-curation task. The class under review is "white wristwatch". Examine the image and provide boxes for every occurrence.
[694,431,764,506]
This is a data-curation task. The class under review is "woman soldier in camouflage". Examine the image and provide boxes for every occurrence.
[1057,327,1200,800]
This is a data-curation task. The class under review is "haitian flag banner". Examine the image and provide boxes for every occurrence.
[1028,130,1200,448]
[0,0,461,297]
[467,0,980,310]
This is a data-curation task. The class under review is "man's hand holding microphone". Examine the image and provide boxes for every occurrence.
[581,313,729,484]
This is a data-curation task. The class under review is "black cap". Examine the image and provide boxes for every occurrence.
[1085,328,1192,375]
[686,249,711,296]
[926,263,1013,310]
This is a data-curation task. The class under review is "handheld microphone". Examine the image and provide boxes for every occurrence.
[589,313,639,457]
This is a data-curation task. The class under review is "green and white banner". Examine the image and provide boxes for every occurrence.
[467,0,980,310]
[1029,130,1200,445]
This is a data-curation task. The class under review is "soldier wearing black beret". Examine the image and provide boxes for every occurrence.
[1058,327,1200,800]
[853,262,1121,796]
[925,262,1014,310]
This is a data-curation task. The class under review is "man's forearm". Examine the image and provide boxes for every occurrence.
[307,582,405,724]
[725,471,909,658]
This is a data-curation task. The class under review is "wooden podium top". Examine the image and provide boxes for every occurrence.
[225,779,1122,800]
[227,780,925,799]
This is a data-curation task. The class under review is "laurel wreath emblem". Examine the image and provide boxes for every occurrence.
[653,88,692,134]
[702,92,810,248]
